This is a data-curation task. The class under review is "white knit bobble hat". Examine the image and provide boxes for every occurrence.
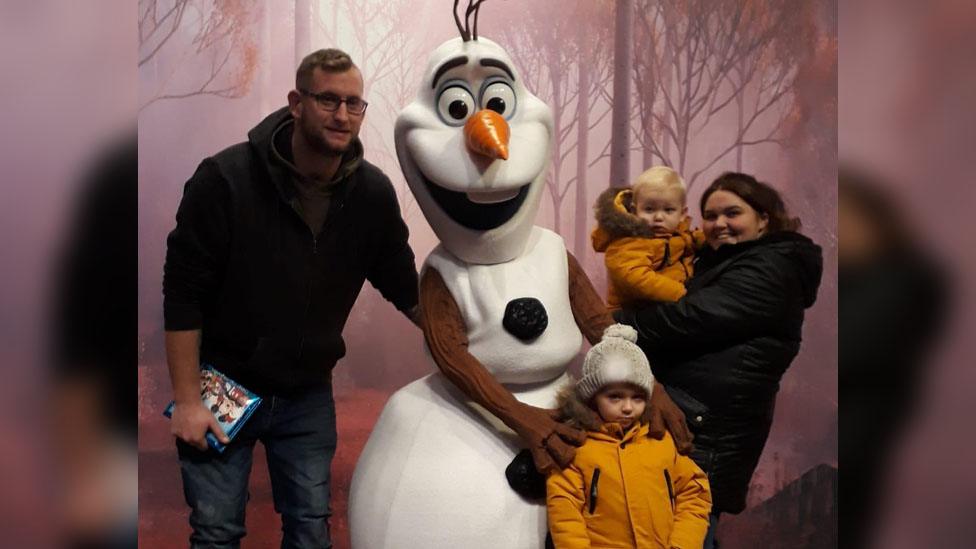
[576,324,654,401]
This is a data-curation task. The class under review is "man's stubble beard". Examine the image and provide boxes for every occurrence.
[299,115,348,158]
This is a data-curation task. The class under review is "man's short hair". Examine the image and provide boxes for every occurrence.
[296,48,356,90]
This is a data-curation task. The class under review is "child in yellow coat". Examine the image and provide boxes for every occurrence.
[547,324,711,548]
[591,167,705,309]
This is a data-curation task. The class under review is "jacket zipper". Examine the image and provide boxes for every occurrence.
[296,230,317,359]
[588,468,601,514]
[663,469,675,512]
[295,198,343,360]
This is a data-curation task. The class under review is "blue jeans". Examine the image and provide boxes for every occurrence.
[703,512,721,549]
[177,385,337,549]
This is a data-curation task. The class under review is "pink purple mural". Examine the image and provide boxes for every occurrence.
[138,1,836,547]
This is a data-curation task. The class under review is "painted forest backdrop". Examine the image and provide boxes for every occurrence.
[138,1,837,547]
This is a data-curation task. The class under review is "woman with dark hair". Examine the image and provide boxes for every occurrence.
[615,172,823,548]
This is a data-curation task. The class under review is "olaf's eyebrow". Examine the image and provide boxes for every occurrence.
[480,58,515,81]
[431,56,470,89]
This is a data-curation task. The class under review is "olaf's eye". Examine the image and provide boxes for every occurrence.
[437,86,475,125]
[480,82,516,119]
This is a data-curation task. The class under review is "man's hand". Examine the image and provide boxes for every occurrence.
[170,400,229,451]
[165,329,224,451]
[511,404,587,474]
[648,383,694,454]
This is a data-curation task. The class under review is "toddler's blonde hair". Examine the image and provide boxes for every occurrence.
[632,166,687,203]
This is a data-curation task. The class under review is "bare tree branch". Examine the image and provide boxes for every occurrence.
[630,0,807,189]
[139,0,191,67]
[140,1,257,112]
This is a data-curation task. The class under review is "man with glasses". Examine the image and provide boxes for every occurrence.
[164,48,419,548]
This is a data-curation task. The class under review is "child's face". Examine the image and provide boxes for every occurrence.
[633,186,687,237]
[594,383,647,430]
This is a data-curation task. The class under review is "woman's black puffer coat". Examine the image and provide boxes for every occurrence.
[615,231,823,514]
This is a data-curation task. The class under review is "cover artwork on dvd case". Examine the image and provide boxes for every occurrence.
[163,364,262,452]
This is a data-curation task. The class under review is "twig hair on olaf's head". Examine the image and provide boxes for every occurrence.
[454,0,488,42]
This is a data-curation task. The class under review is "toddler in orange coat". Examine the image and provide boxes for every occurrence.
[547,324,711,548]
[591,167,705,309]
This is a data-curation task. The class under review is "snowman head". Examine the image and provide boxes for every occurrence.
[395,36,553,264]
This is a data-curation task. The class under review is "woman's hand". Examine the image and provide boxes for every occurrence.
[648,383,694,454]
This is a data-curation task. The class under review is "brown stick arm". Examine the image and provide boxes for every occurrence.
[419,267,525,427]
[567,251,614,345]
[419,267,586,471]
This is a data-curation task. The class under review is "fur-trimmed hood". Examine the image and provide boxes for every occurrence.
[591,186,693,252]
[555,377,654,434]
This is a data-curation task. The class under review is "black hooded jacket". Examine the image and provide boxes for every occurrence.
[615,231,822,514]
[163,107,418,397]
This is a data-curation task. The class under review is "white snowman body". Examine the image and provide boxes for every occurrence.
[348,35,579,548]
[349,227,582,548]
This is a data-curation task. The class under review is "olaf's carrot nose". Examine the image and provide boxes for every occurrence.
[464,109,510,160]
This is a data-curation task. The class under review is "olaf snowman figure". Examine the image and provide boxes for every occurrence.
[349,3,688,547]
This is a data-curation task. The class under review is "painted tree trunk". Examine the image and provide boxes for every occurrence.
[574,61,592,261]
[609,0,633,187]
[549,77,564,235]
[736,89,745,171]
[661,41,672,164]
[642,128,655,170]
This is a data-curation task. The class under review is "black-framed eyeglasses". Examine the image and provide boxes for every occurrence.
[299,89,368,115]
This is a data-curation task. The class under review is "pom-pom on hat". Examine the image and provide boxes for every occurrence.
[576,324,654,401]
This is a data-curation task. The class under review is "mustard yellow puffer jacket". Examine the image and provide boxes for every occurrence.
[591,187,705,309]
[547,387,712,548]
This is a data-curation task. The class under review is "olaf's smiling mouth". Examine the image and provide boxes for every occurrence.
[422,174,529,230]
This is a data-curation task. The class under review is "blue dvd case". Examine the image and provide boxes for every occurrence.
[163,364,262,452]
